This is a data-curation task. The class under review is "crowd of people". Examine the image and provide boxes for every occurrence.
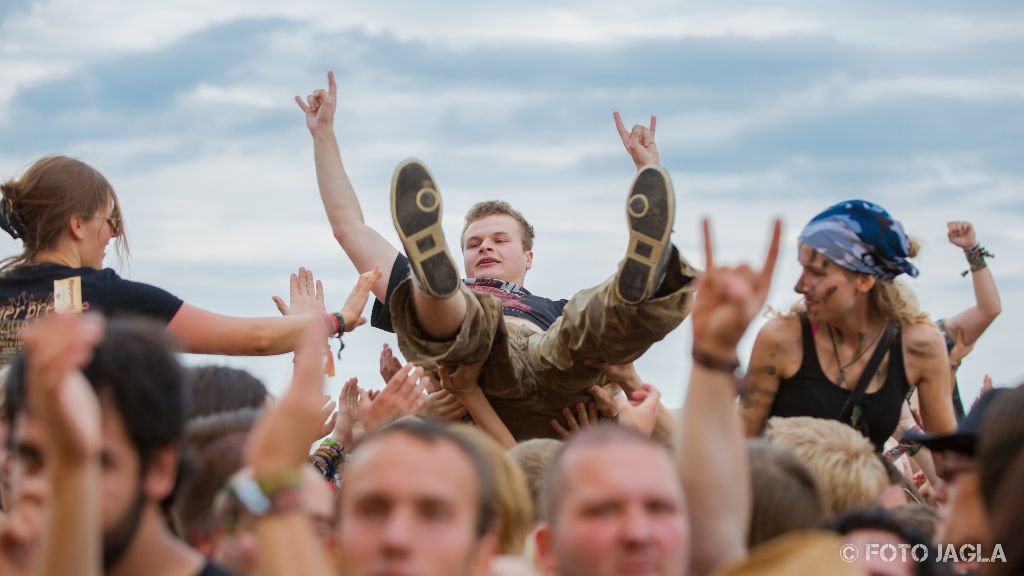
[0,70,1017,576]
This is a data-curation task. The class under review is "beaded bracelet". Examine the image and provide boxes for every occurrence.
[961,244,994,277]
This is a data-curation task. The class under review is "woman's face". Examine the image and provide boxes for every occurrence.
[79,197,119,269]
[793,243,867,323]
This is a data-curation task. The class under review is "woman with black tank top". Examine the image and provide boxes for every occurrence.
[741,200,957,452]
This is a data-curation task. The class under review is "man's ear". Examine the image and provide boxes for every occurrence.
[524,250,534,271]
[143,445,180,502]
[470,531,499,576]
[534,522,558,572]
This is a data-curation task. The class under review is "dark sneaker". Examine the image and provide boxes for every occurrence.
[615,165,675,304]
[391,159,460,299]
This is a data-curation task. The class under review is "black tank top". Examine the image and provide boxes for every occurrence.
[768,314,911,452]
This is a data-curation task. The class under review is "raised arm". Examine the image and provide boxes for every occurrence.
[23,313,105,576]
[681,218,780,576]
[297,71,398,301]
[247,322,335,576]
[942,221,1000,346]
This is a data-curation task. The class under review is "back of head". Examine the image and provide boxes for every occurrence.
[173,428,251,544]
[888,504,940,544]
[828,508,946,576]
[978,383,1024,514]
[540,423,673,525]
[765,416,887,515]
[450,424,534,554]
[1,155,127,269]
[507,438,562,523]
[185,365,268,420]
[747,440,827,548]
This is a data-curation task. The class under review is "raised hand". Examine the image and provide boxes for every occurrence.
[314,395,338,443]
[273,266,325,316]
[340,266,382,332]
[331,377,362,446]
[359,364,428,432]
[947,220,977,250]
[424,388,468,421]
[949,327,975,368]
[23,313,105,465]
[587,384,621,418]
[438,362,484,395]
[246,321,329,478]
[692,218,782,360]
[551,401,598,439]
[613,111,660,169]
[379,343,403,383]
[584,358,643,394]
[295,70,337,135]
[615,384,662,437]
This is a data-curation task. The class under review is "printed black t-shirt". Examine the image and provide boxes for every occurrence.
[370,254,567,333]
[0,264,184,366]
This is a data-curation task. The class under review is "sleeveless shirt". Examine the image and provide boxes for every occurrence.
[768,314,911,452]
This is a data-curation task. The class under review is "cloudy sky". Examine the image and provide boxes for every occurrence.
[1,1,1021,407]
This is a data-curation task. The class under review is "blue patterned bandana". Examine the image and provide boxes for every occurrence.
[799,199,918,280]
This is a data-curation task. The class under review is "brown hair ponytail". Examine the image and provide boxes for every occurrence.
[0,156,128,271]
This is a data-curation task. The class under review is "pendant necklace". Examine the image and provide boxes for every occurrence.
[827,323,885,388]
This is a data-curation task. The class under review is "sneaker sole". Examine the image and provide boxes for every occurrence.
[615,166,675,304]
[390,159,460,299]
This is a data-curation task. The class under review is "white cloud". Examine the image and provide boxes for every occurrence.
[179,84,289,110]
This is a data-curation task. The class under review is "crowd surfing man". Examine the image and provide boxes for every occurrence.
[297,71,698,439]
[742,200,957,451]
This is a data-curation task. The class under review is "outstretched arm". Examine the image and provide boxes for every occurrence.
[297,71,398,301]
[168,267,380,356]
[942,221,1000,346]
[681,218,781,575]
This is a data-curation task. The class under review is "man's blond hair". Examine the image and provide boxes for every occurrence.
[462,200,535,251]
[765,416,887,515]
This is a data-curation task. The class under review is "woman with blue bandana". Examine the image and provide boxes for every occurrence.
[741,200,957,452]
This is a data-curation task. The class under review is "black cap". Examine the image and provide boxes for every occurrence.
[903,388,1005,456]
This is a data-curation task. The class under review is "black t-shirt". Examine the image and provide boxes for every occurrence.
[0,264,183,366]
[371,254,567,333]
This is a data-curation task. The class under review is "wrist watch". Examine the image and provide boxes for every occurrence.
[227,469,304,517]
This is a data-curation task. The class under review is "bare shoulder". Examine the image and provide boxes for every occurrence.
[750,315,804,378]
[902,322,948,364]
[754,315,802,351]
